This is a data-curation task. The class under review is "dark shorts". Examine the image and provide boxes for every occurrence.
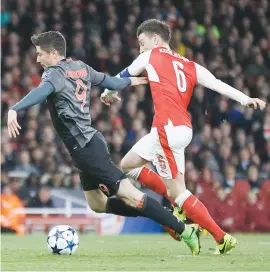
[71,131,126,196]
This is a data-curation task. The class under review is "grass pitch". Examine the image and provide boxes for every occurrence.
[1,233,270,271]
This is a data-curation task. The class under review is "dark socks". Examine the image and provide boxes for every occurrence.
[163,197,174,213]
[138,194,185,234]
[106,197,141,217]
[106,195,185,235]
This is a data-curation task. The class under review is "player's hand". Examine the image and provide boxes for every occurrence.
[100,91,121,106]
[7,109,21,138]
[129,77,148,86]
[247,98,266,110]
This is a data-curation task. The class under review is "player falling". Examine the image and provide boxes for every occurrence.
[101,19,266,254]
[7,30,201,255]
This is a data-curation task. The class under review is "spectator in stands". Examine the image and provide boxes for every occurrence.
[211,99,230,127]
[198,149,220,178]
[9,178,30,206]
[192,124,213,151]
[223,165,236,193]
[70,171,81,190]
[218,143,232,174]
[213,187,235,232]
[1,142,17,171]
[1,170,9,190]
[31,147,44,174]
[236,148,251,178]
[25,173,41,199]
[233,129,247,154]
[27,186,54,208]
[196,167,215,214]
[49,173,63,188]
[247,165,261,193]
[242,191,270,232]
[14,150,40,176]
[1,185,25,235]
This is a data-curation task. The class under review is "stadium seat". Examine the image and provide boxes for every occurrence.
[231,179,250,207]
[25,215,102,234]
[259,180,270,219]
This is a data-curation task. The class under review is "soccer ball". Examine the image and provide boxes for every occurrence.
[47,225,79,255]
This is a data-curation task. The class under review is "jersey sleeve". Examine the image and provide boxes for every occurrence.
[41,68,64,92]
[195,63,250,106]
[85,65,105,86]
[118,50,152,77]
[98,75,131,89]
[11,82,55,112]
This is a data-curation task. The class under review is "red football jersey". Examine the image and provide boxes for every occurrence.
[147,47,197,128]
[110,47,249,127]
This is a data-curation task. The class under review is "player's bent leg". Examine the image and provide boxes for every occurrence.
[121,150,171,202]
[115,178,201,255]
[121,133,170,200]
[121,142,187,242]
[84,189,142,218]
[164,172,227,245]
[154,125,228,246]
[84,189,107,213]
[120,161,182,241]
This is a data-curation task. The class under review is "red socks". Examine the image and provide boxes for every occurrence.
[138,167,168,197]
[134,167,225,243]
[137,167,175,205]
[182,194,225,243]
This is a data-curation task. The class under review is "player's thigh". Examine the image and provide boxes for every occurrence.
[84,189,107,213]
[120,150,149,173]
[115,178,144,208]
[165,125,192,174]
[122,132,155,172]
[153,125,192,179]
[71,131,126,197]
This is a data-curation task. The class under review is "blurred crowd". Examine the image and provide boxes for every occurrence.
[1,0,270,234]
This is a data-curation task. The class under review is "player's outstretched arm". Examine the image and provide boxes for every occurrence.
[98,75,147,90]
[99,75,148,105]
[8,82,55,138]
[100,50,151,106]
[195,63,266,110]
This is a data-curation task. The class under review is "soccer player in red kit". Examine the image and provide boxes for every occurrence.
[101,19,266,254]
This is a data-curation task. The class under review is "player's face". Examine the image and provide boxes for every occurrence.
[138,33,156,53]
[35,46,55,68]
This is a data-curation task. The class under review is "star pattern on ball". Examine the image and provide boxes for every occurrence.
[66,240,74,251]
[68,227,76,235]
[47,226,79,255]
[51,244,63,254]
[55,229,66,239]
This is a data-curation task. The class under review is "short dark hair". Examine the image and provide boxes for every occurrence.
[31,31,66,57]
[137,19,171,43]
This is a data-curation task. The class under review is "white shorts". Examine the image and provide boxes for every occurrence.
[132,121,192,179]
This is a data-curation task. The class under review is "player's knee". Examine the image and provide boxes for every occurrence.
[118,190,144,209]
[116,178,144,208]
[120,159,129,173]
[118,191,144,208]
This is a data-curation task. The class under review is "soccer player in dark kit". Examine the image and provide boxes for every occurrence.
[7,31,200,254]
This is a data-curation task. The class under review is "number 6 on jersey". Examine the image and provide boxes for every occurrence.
[172,60,187,93]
